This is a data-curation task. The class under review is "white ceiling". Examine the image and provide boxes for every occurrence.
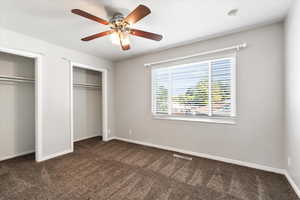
[0,0,292,61]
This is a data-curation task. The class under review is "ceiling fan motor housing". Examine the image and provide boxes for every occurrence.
[110,13,130,33]
[110,13,124,24]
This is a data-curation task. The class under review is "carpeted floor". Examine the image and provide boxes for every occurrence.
[0,137,298,200]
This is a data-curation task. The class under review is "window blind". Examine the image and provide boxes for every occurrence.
[151,57,235,118]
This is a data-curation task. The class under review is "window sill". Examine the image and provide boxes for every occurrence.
[152,116,236,125]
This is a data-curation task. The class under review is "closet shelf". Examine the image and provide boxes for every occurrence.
[73,83,101,89]
[0,75,35,84]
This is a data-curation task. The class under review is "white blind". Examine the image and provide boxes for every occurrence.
[151,57,235,118]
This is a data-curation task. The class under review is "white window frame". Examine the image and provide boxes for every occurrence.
[151,55,237,124]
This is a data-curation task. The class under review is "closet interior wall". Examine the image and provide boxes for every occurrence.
[73,67,102,142]
[0,51,35,160]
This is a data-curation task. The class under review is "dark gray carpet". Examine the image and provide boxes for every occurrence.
[0,137,298,200]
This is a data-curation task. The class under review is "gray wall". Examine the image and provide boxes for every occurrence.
[73,67,102,141]
[0,52,35,159]
[285,0,300,190]
[0,26,115,160]
[115,23,285,169]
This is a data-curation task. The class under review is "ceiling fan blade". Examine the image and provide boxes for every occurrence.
[82,30,113,41]
[130,29,163,41]
[71,9,109,25]
[124,5,151,24]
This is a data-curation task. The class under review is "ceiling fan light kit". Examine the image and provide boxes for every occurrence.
[71,5,163,51]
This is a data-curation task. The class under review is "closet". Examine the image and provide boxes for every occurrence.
[73,67,102,142]
[0,51,35,160]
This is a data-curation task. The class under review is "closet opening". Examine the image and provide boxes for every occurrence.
[70,62,108,151]
[0,47,42,162]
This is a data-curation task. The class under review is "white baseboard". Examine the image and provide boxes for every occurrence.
[284,170,300,198]
[114,137,285,174]
[0,150,35,162]
[105,136,117,142]
[38,149,73,162]
[74,134,102,142]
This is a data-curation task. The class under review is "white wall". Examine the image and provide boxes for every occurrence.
[285,0,300,191]
[0,26,115,160]
[115,23,285,169]
[73,67,102,141]
[0,52,35,159]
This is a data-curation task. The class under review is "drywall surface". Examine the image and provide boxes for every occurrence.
[285,0,300,191]
[73,67,102,141]
[0,52,35,159]
[115,23,285,169]
[0,26,114,160]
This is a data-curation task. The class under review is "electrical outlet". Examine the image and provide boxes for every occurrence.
[129,129,133,136]
[288,157,291,167]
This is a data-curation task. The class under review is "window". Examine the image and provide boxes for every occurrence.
[151,56,236,122]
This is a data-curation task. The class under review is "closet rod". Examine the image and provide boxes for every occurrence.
[0,78,35,84]
[0,75,35,83]
[73,83,101,89]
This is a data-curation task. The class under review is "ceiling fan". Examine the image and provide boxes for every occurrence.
[71,5,163,51]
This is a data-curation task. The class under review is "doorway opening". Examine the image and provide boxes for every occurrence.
[0,47,42,162]
[70,62,108,152]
